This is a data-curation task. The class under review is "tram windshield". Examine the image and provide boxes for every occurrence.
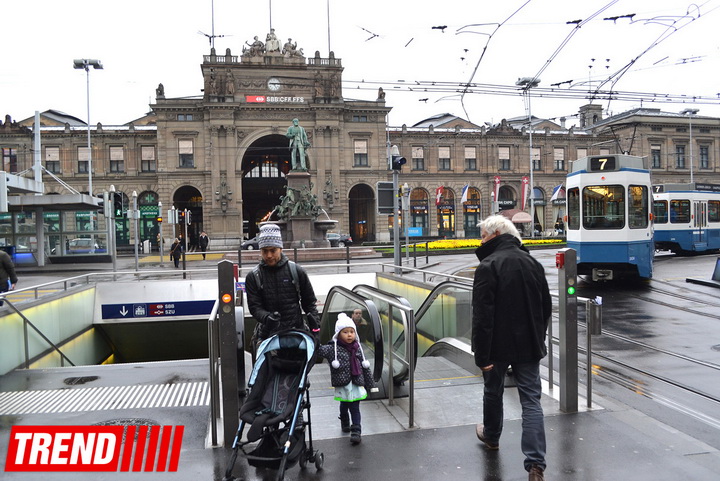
[582,185,625,229]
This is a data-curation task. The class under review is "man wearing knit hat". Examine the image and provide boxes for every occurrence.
[245,224,320,352]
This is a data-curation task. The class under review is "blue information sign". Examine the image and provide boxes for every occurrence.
[101,300,215,319]
[408,227,423,237]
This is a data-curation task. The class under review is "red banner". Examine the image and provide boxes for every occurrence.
[520,176,530,210]
[435,186,444,206]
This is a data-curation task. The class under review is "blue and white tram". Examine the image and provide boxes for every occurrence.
[652,184,720,254]
[566,154,654,280]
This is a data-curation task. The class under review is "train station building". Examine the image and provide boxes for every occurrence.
[1,32,718,263]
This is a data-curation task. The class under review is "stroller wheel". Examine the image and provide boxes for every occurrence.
[314,451,324,470]
[298,450,308,470]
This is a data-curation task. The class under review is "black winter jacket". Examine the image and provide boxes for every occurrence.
[471,234,552,368]
[245,254,320,339]
[317,342,376,389]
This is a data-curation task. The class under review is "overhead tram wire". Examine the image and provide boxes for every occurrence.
[341,79,720,107]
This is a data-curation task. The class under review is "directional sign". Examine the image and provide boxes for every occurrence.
[101,300,215,320]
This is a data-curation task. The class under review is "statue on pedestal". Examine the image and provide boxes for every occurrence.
[286,118,310,171]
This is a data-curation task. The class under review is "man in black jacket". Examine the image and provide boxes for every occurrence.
[245,224,320,349]
[472,215,552,481]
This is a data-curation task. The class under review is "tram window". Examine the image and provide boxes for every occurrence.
[582,185,625,229]
[628,185,649,229]
[669,200,690,223]
[567,187,580,229]
[653,200,668,223]
[709,201,720,222]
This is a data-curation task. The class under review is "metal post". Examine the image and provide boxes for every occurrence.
[558,248,578,413]
[346,245,350,273]
[585,298,602,408]
[392,169,400,274]
[217,260,240,445]
[132,191,139,272]
[158,201,164,263]
[182,210,188,279]
[413,244,417,268]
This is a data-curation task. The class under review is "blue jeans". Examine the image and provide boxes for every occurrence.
[482,361,546,471]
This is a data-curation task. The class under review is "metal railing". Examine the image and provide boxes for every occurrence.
[0,295,75,369]
[206,299,221,446]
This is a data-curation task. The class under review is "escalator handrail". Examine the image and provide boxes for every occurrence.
[322,285,384,382]
[351,284,416,378]
[413,280,473,330]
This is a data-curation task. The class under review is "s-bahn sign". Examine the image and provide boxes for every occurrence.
[101,300,215,320]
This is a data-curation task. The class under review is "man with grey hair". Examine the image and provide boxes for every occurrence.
[471,215,551,481]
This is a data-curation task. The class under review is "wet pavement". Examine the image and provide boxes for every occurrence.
[3,250,720,479]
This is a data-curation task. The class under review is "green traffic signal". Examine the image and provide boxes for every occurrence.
[567,286,576,295]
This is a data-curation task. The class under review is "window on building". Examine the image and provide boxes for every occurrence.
[412,146,424,170]
[247,160,283,178]
[699,128,710,134]
[141,146,156,172]
[78,146,90,174]
[177,114,194,121]
[651,126,662,132]
[352,115,367,122]
[651,144,662,169]
[675,145,686,169]
[577,148,588,159]
[2,147,18,173]
[353,140,368,167]
[531,147,541,171]
[464,146,477,170]
[45,146,60,174]
[498,146,510,170]
[553,148,565,171]
[438,146,451,170]
[109,146,124,173]
[699,145,709,169]
[675,127,687,133]
[178,139,194,168]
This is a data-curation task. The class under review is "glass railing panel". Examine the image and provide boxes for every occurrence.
[414,283,473,357]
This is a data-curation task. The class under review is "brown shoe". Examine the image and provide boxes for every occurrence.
[475,424,499,450]
[528,465,545,481]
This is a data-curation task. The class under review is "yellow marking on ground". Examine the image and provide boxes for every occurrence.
[415,374,481,382]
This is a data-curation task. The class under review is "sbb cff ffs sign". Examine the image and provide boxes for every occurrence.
[5,425,184,472]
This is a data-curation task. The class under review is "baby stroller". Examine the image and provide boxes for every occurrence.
[223,330,324,481]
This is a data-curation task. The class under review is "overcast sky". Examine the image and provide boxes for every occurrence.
[2,0,719,128]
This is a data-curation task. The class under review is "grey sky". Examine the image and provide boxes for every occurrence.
[2,0,719,127]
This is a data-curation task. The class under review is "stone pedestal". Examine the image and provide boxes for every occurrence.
[273,171,338,248]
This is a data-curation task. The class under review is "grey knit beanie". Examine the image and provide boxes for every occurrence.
[258,224,283,249]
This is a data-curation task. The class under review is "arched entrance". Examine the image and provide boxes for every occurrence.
[463,186,482,238]
[138,191,160,249]
[410,188,429,235]
[241,134,290,238]
[349,183,375,242]
[437,187,456,238]
[173,185,203,250]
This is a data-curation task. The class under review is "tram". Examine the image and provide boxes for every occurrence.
[566,154,654,280]
[652,183,720,255]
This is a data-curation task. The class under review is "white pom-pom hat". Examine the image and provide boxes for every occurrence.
[331,312,370,370]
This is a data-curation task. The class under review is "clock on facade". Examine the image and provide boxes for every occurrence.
[267,78,282,91]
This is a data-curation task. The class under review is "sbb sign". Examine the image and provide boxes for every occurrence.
[5,425,184,472]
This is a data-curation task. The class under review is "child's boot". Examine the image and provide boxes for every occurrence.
[339,414,350,433]
[350,424,361,445]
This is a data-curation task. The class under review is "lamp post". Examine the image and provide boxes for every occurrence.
[516,77,540,238]
[158,201,164,263]
[109,184,117,274]
[73,59,103,196]
[681,108,699,184]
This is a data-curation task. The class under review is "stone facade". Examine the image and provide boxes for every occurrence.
[2,41,719,250]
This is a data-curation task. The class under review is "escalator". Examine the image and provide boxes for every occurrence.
[319,280,475,399]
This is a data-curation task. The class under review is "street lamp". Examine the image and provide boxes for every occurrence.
[132,190,139,271]
[516,77,540,237]
[73,59,103,196]
[681,108,699,184]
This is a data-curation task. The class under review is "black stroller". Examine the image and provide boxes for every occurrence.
[223,330,324,481]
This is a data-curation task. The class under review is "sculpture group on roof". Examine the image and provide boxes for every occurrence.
[242,30,304,59]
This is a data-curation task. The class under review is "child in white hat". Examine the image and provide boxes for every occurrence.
[317,312,377,444]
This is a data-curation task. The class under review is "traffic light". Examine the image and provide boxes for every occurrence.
[185,210,192,225]
[113,193,123,219]
[391,154,407,171]
[178,210,186,224]
[156,216,163,223]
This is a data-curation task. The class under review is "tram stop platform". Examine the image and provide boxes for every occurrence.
[1,355,718,481]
